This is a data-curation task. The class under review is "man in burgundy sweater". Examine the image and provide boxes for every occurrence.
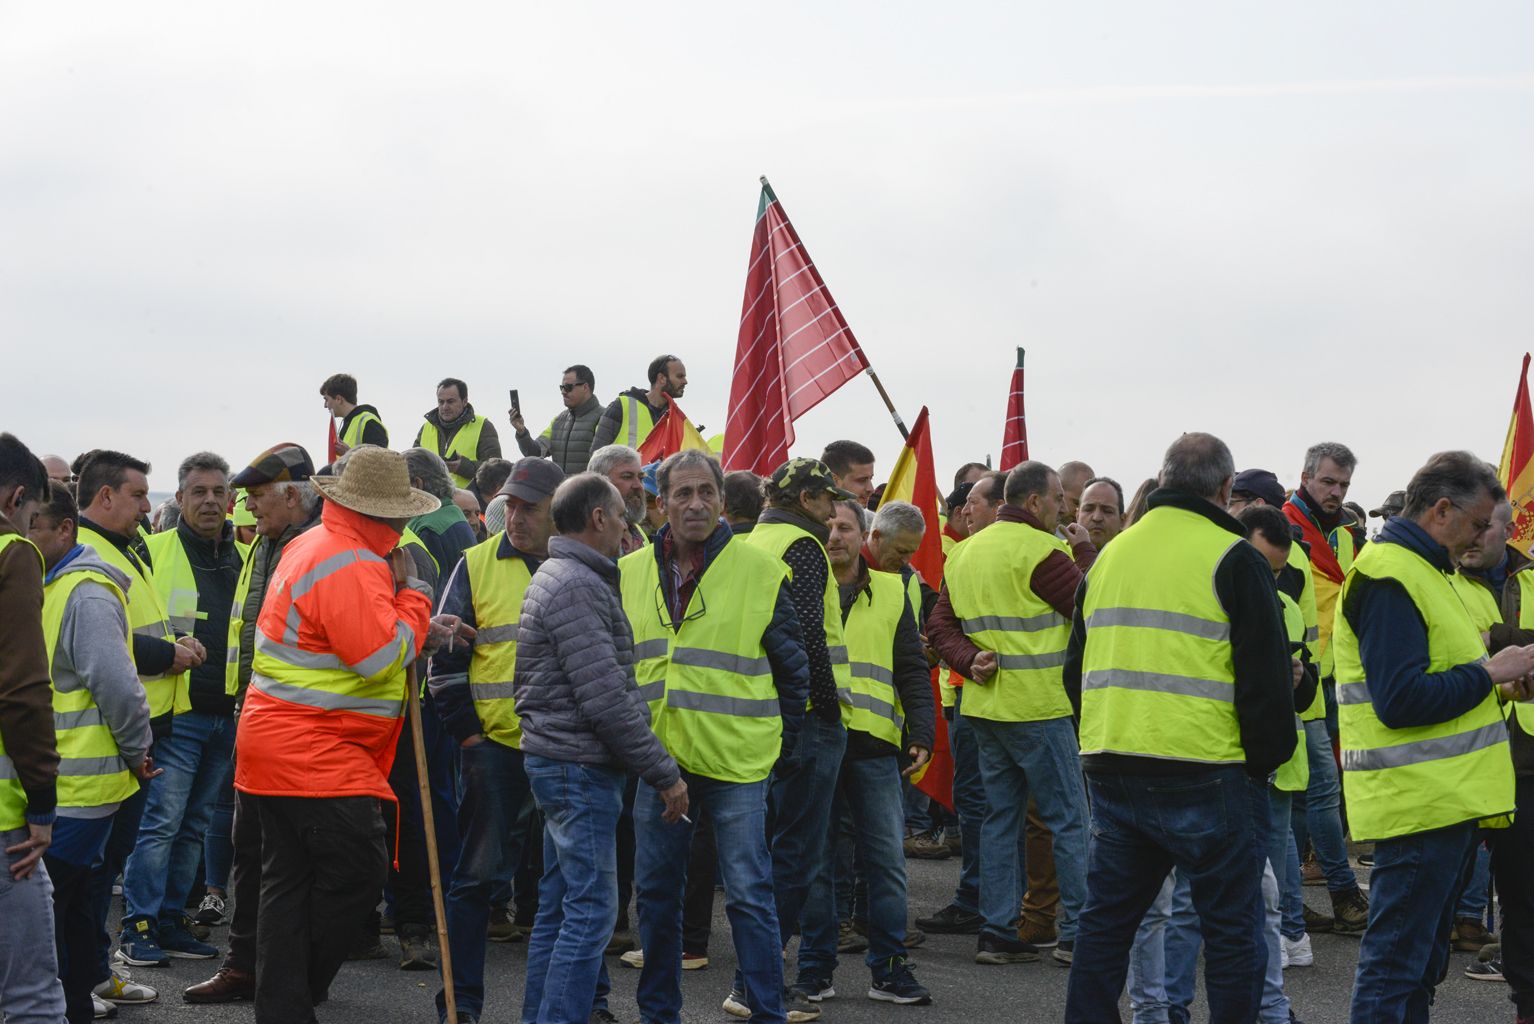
[926,463,1096,965]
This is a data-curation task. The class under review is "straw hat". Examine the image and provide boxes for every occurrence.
[311,447,440,519]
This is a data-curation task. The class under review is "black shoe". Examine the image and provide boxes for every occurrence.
[975,931,1041,964]
[1465,957,1505,982]
[398,927,437,971]
[589,1009,618,1024]
[916,905,984,935]
[1052,940,1074,966]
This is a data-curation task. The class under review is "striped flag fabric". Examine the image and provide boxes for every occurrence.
[722,178,870,474]
[877,407,953,809]
[1501,352,1534,557]
[999,347,1028,471]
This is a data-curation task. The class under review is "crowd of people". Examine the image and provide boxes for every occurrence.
[2,355,1532,1024]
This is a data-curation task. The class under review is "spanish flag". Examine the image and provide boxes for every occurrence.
[1501,353,1534,558]
[638,396,710,464]
[877,407,953,809]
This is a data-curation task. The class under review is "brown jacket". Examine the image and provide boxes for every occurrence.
[927,505,1096,680]
[0,515,59,818]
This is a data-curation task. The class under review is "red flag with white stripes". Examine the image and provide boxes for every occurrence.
[999,347,1028,471]
[722,179,870,474]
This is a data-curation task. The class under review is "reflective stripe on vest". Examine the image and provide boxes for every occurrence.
[619,536,790,783]
[1332,540,1513,841]
[78,526,182,718]
[1273,590,1310,793]
[618,396,657,450]
[226,542,259,695]
[842,570,908,746]
[747,522,855,723]
[420,416,487,488]
[341,409,384,450]
[945,521,1073,723]
[1078,505,1244,763]
[1288,542,1325,721]
[43,564,139,808]
[0,535,43,829]
[463,535,532,749]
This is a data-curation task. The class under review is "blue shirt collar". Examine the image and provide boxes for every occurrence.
[1377,516,1453,574]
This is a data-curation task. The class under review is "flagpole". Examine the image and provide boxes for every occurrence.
[864,367,909,440]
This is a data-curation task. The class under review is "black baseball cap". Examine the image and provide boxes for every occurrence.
[1230,469,1286,510]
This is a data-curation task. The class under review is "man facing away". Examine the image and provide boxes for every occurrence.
[414,377,502,489]
[619,449,811,1024]
[512,364,605,475]
[321,372,389,456]
[515,473,688,1024]
[1061,432,1296,1024]
[591,354,690,452]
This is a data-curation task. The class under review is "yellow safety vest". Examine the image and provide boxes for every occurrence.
[1509,568,1534,734]
[1273,591,1310,793]
[747,521,855,724]
[340,409,385,450]
[1288,542,1326,721]
[842,570,908,747]
[78,525,182,718]
[616,396,659,450]
[619,535,789,783]
[43,565,139,808]
[419,415,488,488]
[463,535,532,748]
[0,534,44,830]
[945,521,1073,723]
[144,530,248,712]
[226,540,258,696]
[399,526,438,575]
[1332,541,1513,842]
[1312,524,1357,680]
[1079,505,1244,763]
[1449,571,1503,634]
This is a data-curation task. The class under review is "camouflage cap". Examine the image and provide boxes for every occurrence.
[1369,490,1406,518]
[230,444,315,487]
[766,457,857,501]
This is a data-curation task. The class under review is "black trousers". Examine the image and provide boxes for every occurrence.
[385,727,433,932]
[1492,773,1534,1017]
[46,854,98,1024]
[682,807,717,955]
[253,795,387,1024]
[224,788,262,974]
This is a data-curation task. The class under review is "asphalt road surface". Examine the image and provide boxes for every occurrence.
[108,858,1509,1024]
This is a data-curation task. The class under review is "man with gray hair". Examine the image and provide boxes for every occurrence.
[404,447,478,579]
[1282,440,1369,933]
[867,501,926,577]
[516,472,687,1023]
[1336,452,1534,1021]
[1061,432,1296,1023]
[122,452,245,963]
[927,461,1096,967]
[588,444,649,555]
[185,444,320,1005]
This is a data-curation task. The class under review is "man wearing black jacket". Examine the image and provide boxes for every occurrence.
[1061,432,1295,1024]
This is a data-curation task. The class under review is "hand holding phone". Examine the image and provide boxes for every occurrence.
[508,389,524,433]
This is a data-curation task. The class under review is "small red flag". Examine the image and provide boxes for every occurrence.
[1501,353,1534,557]
[327,417,339,464]
[722,179,870,475]
[877,407,952,809]
[637,396,710,464]
[999,347,1028,471]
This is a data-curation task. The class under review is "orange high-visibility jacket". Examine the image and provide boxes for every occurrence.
[235,501,431,801]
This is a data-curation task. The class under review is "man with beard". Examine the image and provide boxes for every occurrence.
[592,355,694,453]
[590,445,650,555]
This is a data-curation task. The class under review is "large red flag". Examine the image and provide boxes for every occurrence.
[722,179,870,474]
[877,407,952,808]
[1502,353,1534,557]
[999,347,1028,471]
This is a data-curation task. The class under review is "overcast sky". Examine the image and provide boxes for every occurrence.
[4,3,1531,509]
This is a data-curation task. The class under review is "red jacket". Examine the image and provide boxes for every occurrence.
[235,501,431,801]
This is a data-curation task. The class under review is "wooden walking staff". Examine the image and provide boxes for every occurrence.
[405,662,455,1023]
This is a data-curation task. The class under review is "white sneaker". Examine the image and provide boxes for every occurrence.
[94,962,158,1004]
[91,994,117,1019]
[619,948,644,969]
[1282,933,1313,969]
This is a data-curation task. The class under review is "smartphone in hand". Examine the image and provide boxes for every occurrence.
[508,388,520,418]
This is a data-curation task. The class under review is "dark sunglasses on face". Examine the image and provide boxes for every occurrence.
[559,382,584,393]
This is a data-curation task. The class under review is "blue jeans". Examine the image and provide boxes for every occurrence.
[1126,872,1175,1024]
[1064,766,1270,1024]
[635,774,782,1024]
[765,715,846,948]
[968,715,1088,941]
[93,785,145,981]
[205,775,235,891]
[1270,787,1303,941]
[521,756,621,1024]
[122,711,235,924]
[799,755,908,982]
[437,739,534,1022]
[2,827,66,1024]
[1454,839,1492,920]
[946,689,988,913]
[1350,821,1478,1024]
[1290,719,1357,893]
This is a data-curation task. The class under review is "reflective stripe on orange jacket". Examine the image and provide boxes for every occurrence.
[234,500,431,801]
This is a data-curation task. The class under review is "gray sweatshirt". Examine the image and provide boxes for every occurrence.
[49,546,153,816]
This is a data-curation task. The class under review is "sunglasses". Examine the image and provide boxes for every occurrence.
[559,382,586,393]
